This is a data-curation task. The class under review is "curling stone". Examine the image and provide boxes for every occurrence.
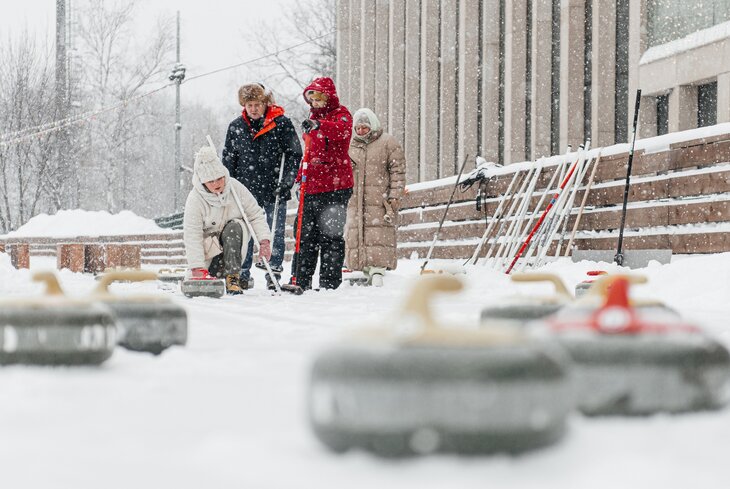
[573,274,680,317]
[157,268,187,283]
[343,267,386,287]
[156,268,187,292]
[574,270,608,297]
[541,276,730,415]
[308,275,573,457]
[93,270,187,355]
[481,273,573,327]
[0,272,116,365]
[181,268,225,298]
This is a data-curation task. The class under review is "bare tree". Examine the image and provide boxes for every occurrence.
[0,31,63,233]
[242,0,336,123]
[75,0,175,212]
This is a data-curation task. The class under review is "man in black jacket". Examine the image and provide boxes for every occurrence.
[222,83,303,288]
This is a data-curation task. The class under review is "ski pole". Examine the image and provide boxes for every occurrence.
[554,148,597,257]
[564,152,602,256]
[508,155,564,267]
[258,153,287,270]
[466,169,521,265]
[533,142,590,268]
[207,135,282,295]
[482,169,532,264]
[420,153,470,274]
[505,146,585,274]
[615,89,642,266]
[495,159,544,270]
[491,159,540,269]
[516,145,574,270]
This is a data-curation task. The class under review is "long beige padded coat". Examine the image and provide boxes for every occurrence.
[345,109,406,270]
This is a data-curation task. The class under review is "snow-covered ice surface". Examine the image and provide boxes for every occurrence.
[1,251,730,488]
[1,209,171,238]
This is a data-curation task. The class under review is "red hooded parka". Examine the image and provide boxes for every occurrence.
[299,77,354,195]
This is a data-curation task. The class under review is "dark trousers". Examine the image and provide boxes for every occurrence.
[209,220,246,277]
[294,188,352,290]
[240,199,288,279]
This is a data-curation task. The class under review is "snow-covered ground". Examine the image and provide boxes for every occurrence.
[1,251,730,488]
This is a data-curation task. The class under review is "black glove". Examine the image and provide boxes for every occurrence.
[301,119,320,133]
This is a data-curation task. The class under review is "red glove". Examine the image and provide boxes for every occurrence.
[259,240,272,262]
[190,267,210,278]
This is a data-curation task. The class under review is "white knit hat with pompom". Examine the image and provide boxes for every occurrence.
[194,146,226,183]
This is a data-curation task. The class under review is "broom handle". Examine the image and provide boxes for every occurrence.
[207,135,282,294]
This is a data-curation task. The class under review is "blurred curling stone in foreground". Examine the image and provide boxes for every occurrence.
[572,273,680,318]
[180,268,225,299]
[0,272,116,366]
[574,270,608,298]
[93,270,187,355]
[307,274,573,457]
[481,273,574,328]
[156,267,187,291]
[535,276,730,415]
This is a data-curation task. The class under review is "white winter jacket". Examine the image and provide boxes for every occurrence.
[183,171,272,269]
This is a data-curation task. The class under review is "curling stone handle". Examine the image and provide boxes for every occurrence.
[510,273,572,298]
[586,274,648,298]
[32,271,65,296]
[95,270,159,293]
[400,275,463,330]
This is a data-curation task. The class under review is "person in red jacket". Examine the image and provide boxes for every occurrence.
[294,77,354,290]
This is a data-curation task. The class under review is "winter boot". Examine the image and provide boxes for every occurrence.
[266,272,282,290]
[239,276,254,290]
[225,274,244,295]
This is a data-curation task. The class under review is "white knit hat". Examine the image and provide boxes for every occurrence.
[194,146,226,183]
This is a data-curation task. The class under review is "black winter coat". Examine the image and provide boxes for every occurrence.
[222,105,303,205]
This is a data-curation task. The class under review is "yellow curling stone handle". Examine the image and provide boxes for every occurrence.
[32,271,65,296]
[95,269,159,294]
[510,272,572,298]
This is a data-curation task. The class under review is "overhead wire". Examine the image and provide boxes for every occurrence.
[0,31,335,148]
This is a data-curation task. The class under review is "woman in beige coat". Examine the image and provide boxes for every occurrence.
[345,108,406,274]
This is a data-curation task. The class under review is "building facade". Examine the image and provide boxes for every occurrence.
[335,0,730,183]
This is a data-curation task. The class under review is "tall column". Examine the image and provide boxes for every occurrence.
[559,0,585,150]
[504,0,528,165]
[388,0,407,147]
[348,0,362,109]
[591,0,616,147]
[458,0,480,170]
[482,0,502,164]
[639,94,658,138]
[404,0,422,183]
[374,0,390,125]
[336,0,351,106]
[439,0,458,176]
[361,1,377,109]
[669,85,698,132]
[420,0,440,181]
[627,0,648,138]
[531,0,552,159]
[717,72,730,123]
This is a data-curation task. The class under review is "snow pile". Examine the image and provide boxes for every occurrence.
[641,20,730,65]
[2,209,172,238]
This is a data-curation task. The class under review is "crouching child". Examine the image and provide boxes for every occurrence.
[183,145,272,294]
